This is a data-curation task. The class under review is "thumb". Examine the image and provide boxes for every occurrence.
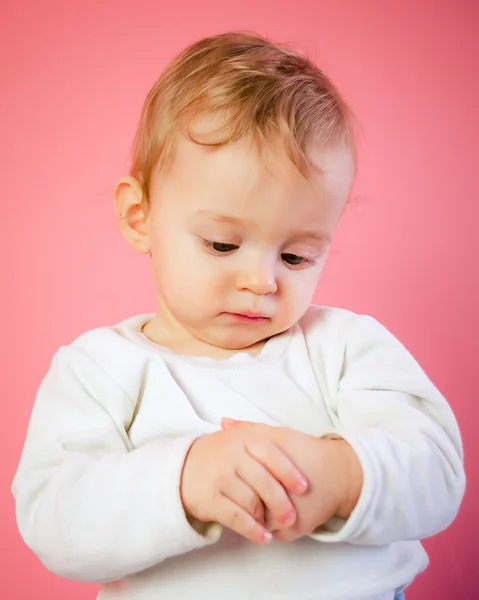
[221,417,241,429]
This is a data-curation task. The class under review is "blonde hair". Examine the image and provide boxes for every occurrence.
[130,32,356,200]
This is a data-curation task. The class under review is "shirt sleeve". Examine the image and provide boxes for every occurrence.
[11,345,221,583]
[310,313,465,546]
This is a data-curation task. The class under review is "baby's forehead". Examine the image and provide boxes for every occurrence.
[165,126,353,188]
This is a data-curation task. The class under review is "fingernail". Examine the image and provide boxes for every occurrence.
[296,476,308,493]
[282,510,296,526]
[262,530,272,544]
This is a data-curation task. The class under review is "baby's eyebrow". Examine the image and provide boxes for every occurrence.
[194,211,250,226]
[290,230,332,243]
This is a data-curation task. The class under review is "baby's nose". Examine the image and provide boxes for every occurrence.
[235,260,278,295]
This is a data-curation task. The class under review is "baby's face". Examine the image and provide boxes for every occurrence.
[146,130,354,351]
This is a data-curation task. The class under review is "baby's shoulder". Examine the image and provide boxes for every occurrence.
[54,315,154,397]
[73,315,148,356]
[298,305,410,373]
[298,304,385,341]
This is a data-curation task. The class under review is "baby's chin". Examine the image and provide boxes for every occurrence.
[202,324,288,352]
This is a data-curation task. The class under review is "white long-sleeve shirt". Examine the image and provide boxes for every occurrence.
[12,306,465,600]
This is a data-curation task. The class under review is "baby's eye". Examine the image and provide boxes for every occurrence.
[282,253,305,265]
[212,242,238,252]
[281,253,318,268]
[202,239,239,253]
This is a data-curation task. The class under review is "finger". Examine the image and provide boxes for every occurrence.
[264,507,286,532]
[218,494,272,545]
[221,417,260,430]
[272,528,300,543]
[236,456,297,528]
[221,418,274,430]
[246,439,308,496]
[219,476,265,525]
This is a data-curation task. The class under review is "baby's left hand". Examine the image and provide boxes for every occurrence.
[221,419,362,542]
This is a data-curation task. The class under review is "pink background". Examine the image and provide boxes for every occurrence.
[2,1,477,598]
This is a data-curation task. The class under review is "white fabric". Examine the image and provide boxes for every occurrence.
[12,306,465,599]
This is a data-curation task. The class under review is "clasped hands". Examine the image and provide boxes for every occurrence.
[180,418,362,544]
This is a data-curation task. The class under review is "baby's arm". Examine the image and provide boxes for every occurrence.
[299,313,465,546]
[12,346,212,583]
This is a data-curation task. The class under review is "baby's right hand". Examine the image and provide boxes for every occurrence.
[180,428,308,544]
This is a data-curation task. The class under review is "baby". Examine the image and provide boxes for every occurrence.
[12,32,465,600]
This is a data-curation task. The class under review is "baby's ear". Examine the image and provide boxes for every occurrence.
[114,176,150,254]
